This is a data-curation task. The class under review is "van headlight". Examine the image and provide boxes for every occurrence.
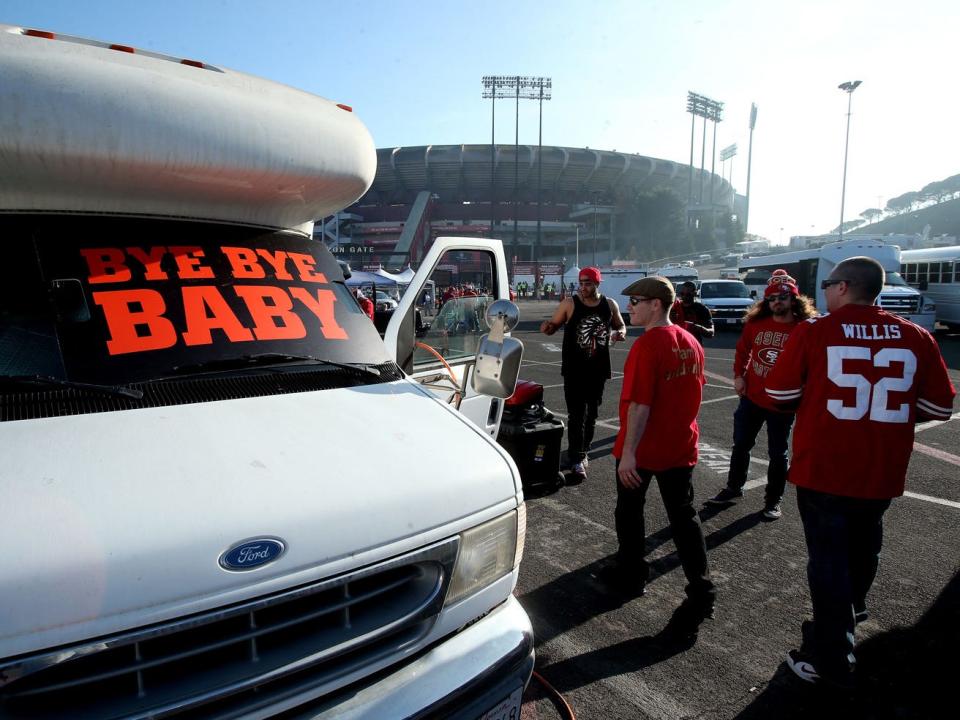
[446,505,525,605]
[922,297,936,312]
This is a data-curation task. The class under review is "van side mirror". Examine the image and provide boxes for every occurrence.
[473,300,523,398]
[918,280,928,292]
[750,289,757,298]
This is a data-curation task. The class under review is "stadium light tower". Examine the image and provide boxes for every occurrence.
[685,92,723,209]
[837,80,862,242]
[482,76,552,274]
[744,103,757,234]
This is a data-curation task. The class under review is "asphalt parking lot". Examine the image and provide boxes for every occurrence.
[509,299,960,720]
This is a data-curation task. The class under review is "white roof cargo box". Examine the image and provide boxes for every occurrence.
[0,24,376,234]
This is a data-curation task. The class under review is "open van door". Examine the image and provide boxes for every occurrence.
[384,237,519,437]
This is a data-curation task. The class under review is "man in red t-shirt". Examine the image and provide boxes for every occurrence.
[766,257,955,689]
[705,271,817,519]
[352,288,374,321]
[600,276,716,635]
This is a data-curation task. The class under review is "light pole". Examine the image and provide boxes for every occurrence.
[685,92,723,215]
[837,80,862,242]
[481,76,552,272]
[744,103,757,234]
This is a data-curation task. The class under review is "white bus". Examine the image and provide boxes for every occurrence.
[739,238,936,331]
[900,246,960,329]
[0,24,532,720]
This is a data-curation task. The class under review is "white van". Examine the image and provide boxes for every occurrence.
[739,238,936,332]
[0,25,532,719]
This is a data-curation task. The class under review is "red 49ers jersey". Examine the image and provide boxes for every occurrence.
[766,304,955,499]
[734,316,799,411]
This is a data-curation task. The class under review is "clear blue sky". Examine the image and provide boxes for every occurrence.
[4,0,958,245]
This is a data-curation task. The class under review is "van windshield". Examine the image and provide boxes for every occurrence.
[0,216,393,388]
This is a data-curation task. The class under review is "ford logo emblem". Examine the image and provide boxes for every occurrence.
[219,538,286,571]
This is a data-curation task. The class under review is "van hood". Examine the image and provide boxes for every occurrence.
[881,284,920,296]
[0,380,518,657]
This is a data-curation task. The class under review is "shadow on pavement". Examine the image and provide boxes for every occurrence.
[519,511,763,647]
[535,630,698,695]
[734,569,960,719]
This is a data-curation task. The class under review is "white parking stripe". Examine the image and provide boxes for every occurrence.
[903,491,960,510]
[915,412,960,433]
[702,394,740,405]
[704,370,735,386]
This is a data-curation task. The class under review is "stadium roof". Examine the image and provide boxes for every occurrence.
[355,144,733,208]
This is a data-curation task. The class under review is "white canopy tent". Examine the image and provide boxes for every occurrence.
[344,270,399,288]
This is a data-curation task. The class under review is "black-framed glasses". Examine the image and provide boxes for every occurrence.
[820,278,846,289]
[628,296,653,306]
[767,293,792,302]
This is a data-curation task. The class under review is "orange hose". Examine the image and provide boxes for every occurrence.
[414,341,462,404]
[532,670,576,719]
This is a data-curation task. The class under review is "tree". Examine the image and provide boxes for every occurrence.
[860,208,882,224]
[619,187,689,261]
[831,219,864,234]
[920,180,947,205]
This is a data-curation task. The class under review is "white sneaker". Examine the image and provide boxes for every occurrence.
[572,462,587,477]
[582,456,589,469]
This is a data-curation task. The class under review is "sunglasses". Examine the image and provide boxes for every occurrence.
[767,293,792,302]
[820,278,845,289]
[628,296,654,306]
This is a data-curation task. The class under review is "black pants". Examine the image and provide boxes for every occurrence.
[727,397,795,505]
[563,377,604,463]
[614,461,716,604]
[796,486,890,680]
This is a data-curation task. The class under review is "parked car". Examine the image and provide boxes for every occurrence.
[698,279,756,328]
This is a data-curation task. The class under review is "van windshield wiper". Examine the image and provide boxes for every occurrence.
[0,374,144,399]
[168,353,384,379]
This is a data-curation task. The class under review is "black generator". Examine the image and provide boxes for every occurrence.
[496,381,565,490]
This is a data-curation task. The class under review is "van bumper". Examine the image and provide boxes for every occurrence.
[295,595,534,719]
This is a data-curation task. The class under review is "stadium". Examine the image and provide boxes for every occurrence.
[317,144,740,271]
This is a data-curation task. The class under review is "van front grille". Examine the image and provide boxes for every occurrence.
[0,540,458,720]
[879,295,920,315]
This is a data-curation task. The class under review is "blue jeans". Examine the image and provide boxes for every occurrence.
[796,487,891,680]
[727,397,794,505]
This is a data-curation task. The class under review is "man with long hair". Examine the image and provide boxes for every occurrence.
[706,270,816,519]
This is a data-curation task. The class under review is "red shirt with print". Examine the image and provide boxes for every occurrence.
[766,304,956,499]
[613,325,705,471]
[734,316,799,411]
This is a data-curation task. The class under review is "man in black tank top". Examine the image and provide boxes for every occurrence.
[541,267,627,480]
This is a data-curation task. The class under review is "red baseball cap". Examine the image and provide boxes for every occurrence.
[579,267,602,284]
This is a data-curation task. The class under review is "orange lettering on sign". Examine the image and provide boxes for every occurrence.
[234,286,306,340]
[181,286,255,346]
[92,289,177,355]
[126,246,170,281]
[256,249,294,280]
[221,247,265,279]
[168,246,215,280]
[291,287,348,340]
[288,252,327,283]
[80,248,132,284]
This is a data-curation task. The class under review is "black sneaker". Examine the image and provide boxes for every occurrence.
[664,597,715,638]
[705,487,743,506]
[786,649,855,690]
[595,563,646,598]
[787,649,820,684]
[762,502,783,520]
